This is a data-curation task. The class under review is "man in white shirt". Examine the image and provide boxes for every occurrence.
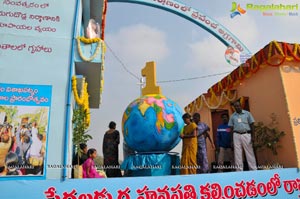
[228,101,257,171]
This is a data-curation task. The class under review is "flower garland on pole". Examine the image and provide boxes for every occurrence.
[76,36,106,62]
[99,39,106,102]
[76,36,107,103]
[72,76,90,127]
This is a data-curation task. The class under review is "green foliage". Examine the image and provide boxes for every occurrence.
[253,113,285,156]
[0,106,48,134]
[38,126,46,134]
[0,106,18,123]
[72,106,92,159]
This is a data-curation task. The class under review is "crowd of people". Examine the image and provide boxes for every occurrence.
[73,100,257,178]
[180,101,257,174]
[0,121,45,176]
[0,100,257,178]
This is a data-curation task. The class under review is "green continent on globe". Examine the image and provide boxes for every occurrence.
[122,94,184,152]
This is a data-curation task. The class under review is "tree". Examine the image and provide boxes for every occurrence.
[0,105,18,124]
[72,106,92,162]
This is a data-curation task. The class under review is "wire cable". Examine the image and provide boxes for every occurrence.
[105,41,140,80]
[105,41,231,84]
[157,71,231,83]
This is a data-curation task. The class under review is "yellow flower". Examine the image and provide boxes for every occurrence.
[76,37,104,62]
[72,76,91,127]
[77,36,101,44]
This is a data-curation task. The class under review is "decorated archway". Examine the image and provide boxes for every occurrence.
[108,0,251,54]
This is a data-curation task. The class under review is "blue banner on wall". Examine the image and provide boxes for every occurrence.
[0,83,52,179]
[0,83,52,106]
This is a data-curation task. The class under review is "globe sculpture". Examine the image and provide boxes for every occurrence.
[122,94,184,152]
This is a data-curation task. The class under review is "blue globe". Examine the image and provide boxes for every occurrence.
[122,94,184,152]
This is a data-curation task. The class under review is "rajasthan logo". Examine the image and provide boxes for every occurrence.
[230,2,246,18]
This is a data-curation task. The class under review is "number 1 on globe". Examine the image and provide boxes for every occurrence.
[141,61,162,95]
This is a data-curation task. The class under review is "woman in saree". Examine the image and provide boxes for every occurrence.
[180,113,198,175]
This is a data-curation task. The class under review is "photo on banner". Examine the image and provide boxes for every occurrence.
[0,83,52,177]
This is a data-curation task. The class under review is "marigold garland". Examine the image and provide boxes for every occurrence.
[72,76,90,127]
[210,41,300,95]
[77,36,101,44]
[72,76,85,105]
[185,90,237,113]
[76,37,102,62]
[76,36,107,104]
[100,41,106,98]
[186,41,300,112]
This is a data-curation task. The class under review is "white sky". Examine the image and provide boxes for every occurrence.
[87,0,300,160]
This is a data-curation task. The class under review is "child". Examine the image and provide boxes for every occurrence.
[5,152,22,175]
[82,148,105,178]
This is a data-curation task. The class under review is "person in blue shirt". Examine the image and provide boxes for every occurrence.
[216,113,233,172]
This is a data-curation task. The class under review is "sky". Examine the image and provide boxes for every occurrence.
[87,0,300,160]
